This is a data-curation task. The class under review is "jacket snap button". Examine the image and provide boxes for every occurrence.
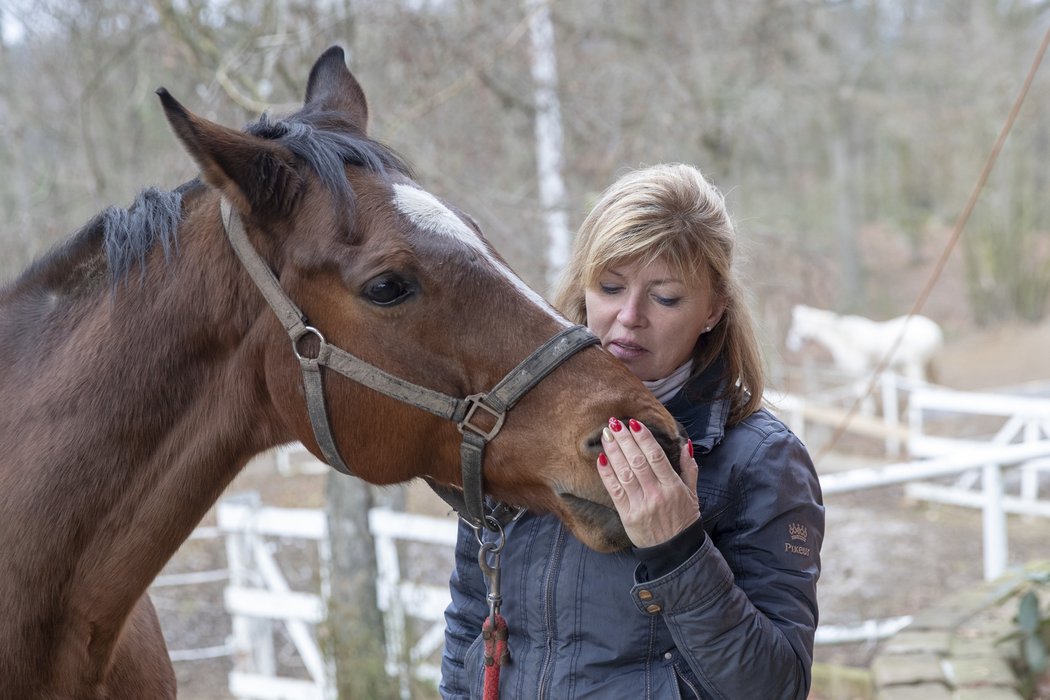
[645,603,662,614]
[638,589,653,601]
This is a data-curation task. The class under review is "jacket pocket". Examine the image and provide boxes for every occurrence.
[697,483,731,526]
[463,632,485,700]
[672,661,705,699]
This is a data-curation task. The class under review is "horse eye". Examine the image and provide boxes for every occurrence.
[363,275,413,306]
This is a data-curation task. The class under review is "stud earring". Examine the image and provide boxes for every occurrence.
[704,325,712,333]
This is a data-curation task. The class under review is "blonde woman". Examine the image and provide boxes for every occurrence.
[441,164,823,699]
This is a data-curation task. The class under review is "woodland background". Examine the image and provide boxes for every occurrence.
[1,0,1049,346]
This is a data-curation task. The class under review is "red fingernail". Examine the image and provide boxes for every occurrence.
[629,418,642,433]
[687,441,694,457]
[609,417,623,432]
[598,452,608,467]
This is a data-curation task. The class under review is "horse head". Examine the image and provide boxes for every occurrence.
[786,304,839,353]
[786,304,813,352]
[158,47,682,552]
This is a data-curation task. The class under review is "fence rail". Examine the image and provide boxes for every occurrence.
[811,379,1050,581]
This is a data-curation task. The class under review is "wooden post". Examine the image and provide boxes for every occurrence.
[981,461,1008,581]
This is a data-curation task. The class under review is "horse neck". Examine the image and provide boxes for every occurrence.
[803,315,851,350]
[0,194,288,662]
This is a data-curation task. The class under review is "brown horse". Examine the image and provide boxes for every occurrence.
[0,47,681,698]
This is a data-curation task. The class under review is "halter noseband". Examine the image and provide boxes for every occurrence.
[220,199,599,530]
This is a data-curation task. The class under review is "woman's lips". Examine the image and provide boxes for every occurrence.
[607,340,646,362]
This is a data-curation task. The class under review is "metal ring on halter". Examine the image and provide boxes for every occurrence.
[473,514,506,551]
[292,326,326,361]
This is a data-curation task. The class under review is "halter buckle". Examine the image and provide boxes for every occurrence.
[458,394,506,441]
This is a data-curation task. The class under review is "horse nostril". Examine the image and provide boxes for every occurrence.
[583,424,682,469]
[582,428,604,455]
[668,448,682,475]
[649,427,683,475]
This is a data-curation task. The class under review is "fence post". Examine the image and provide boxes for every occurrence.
[881,372,900,457]
[221,492,277,677]
[981,461,1008,581]
[1021,421,1041,503]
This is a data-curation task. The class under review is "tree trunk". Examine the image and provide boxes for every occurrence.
[832,95,863,311]
[324,475,402,699]
[525,0,571,289]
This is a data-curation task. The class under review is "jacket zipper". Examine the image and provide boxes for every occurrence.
[674,663,702,699]
[535,522,566,699]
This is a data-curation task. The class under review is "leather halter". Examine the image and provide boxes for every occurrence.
[220,199,599,530]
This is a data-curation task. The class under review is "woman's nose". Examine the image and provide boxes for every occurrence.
[616,296,645,327]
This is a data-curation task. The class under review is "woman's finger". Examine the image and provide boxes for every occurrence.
[620,418,681,485]
[680,439,699,495]
[604,418,660,491]
[596,448,630,507]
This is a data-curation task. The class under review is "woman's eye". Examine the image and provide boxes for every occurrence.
[655,295,681,307]
[364,276,414,306]
[599,283,622,295]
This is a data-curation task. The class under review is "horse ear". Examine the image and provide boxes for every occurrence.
[156,88,302,218]
[304,45,369,133]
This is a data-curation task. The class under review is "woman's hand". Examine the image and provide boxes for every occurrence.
[597,417,700,548]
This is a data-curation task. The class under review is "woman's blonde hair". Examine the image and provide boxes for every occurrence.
[552,163,764,424]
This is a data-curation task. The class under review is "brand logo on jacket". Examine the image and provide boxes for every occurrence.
[788,523,807,542]
[784,523,811,557]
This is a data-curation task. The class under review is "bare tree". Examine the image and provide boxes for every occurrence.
[524,0,570,286]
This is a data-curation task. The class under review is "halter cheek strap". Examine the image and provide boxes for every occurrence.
[220,199,599,530]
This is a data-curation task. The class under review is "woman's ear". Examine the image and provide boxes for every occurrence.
[705,298,727,331]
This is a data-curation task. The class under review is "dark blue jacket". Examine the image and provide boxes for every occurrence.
[440,380,824,699]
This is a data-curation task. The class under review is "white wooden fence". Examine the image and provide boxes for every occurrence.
[774,368,919,456]
[157,490,457,700]
[811,381,1050,581]
[218,493,334,700]
[906,384,1050,499]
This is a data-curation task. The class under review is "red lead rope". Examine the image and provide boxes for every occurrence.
[482,612,509,699]
[477,520,510,700]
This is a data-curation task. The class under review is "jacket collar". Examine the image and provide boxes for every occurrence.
[662,359,731,455]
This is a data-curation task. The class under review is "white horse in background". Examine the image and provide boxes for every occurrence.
[786,305,944,383]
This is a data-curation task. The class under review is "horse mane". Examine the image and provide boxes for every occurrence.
[103,185,187,284]
[6,109,412,299]
[97,111,412,280]
[246,110,413,205]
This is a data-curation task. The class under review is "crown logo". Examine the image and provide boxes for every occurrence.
[788,523,808,542]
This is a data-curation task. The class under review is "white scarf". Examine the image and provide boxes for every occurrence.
[642,360,693,403]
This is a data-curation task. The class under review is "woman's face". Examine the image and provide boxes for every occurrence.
[584,257,724,381]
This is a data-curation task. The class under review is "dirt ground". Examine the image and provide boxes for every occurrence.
[154,319,1050,699]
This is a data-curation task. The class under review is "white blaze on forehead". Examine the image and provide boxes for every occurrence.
[392,183,566,324]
